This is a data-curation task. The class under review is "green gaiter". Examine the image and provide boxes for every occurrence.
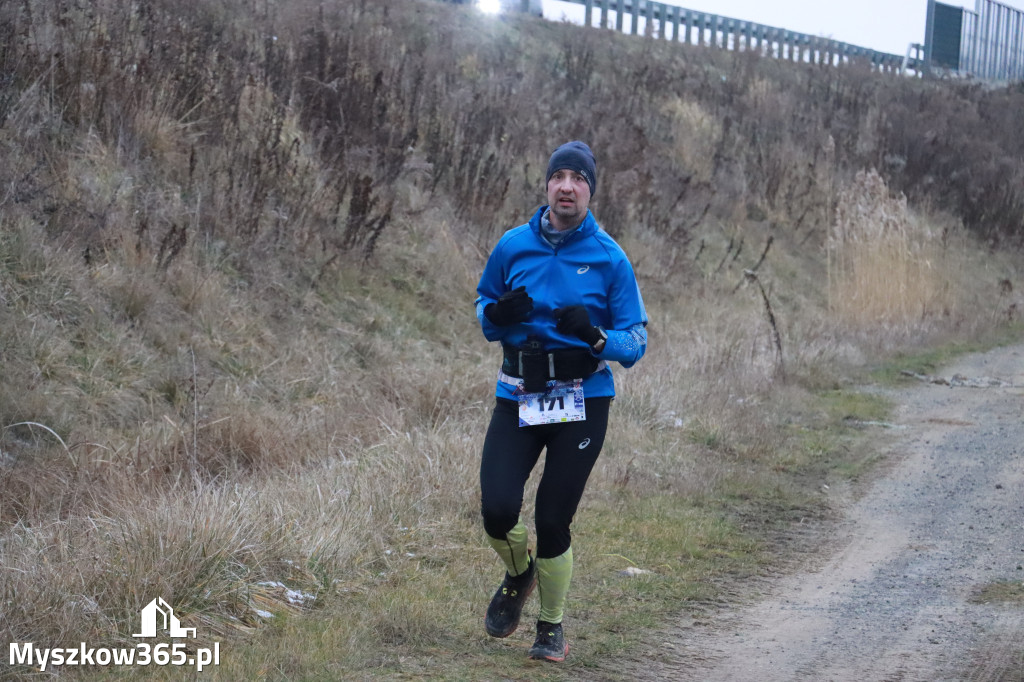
[486,519,531,577]
[536,547,573,624]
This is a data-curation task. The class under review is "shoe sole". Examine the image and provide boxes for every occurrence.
[484,576,537,638]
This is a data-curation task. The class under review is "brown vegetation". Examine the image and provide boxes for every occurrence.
[0,0,1021,677]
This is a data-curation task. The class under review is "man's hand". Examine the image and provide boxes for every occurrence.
[486,286,534,326]
[553,305,603,348]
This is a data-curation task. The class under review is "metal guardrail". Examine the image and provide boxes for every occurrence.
[483,0,1023,82]
[546,0,922,74]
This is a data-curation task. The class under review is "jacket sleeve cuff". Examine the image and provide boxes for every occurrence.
[476,299,504,342]
[598,323,647,366]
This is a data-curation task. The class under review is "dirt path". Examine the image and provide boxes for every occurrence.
[632,344,1024,681]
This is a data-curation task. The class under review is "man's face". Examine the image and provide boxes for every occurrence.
[546,169,591,230]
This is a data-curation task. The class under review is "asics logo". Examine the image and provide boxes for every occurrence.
[578,438,591,449]
[577,266,590,274]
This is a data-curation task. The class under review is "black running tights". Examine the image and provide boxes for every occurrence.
[479,397,611,559]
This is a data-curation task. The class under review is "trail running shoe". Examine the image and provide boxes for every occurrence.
[528,620,568,662]
[484,558,536,638]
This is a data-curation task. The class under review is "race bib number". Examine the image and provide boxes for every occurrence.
[517,379,586,427]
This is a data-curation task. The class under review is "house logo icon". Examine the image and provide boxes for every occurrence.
[133,597,196,638]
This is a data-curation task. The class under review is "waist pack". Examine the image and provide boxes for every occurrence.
[501,340,600,393]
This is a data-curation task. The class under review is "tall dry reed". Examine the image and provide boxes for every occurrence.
[828,169,954,327]
[1,0,1022,672]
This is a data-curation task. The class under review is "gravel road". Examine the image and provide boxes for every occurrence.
[629,344,1024,681]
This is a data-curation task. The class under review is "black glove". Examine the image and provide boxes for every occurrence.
[486,286,533,326]
[553,305,603,347]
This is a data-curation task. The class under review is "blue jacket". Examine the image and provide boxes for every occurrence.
[476,207,648,400]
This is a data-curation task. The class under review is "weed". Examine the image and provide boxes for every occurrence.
[969,580,1024,605]
[1,1,1023,679]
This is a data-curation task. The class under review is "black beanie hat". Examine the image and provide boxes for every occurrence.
[545,141,597,196]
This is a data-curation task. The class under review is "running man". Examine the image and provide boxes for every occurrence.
[475,140,648,662]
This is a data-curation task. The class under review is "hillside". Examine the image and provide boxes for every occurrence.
[1,0,1022,678]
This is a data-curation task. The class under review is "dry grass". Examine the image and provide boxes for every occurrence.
[829,169,957,328]
[1,0,1023,678]
[969,580,1024,605]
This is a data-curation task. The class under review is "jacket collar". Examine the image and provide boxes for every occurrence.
[528,206,598,240]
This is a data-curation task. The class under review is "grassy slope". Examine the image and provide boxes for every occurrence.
[1,1,1023,679]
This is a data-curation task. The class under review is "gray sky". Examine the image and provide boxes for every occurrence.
[541,0,1024,56]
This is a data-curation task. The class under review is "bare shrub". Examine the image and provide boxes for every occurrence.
[659,97,721,183]
[877,82,1024,244]
[2,0,1024,668]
